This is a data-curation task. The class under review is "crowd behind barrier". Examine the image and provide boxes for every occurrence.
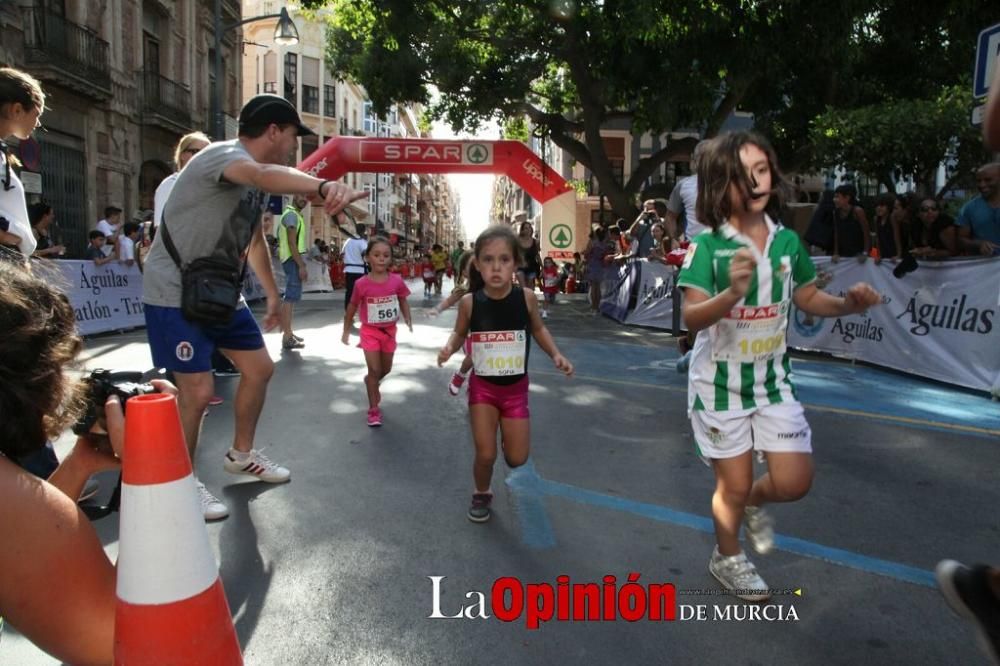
[45,252,999,395]
[599,256,1000,395]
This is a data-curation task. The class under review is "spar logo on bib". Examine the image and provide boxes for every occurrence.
[480,331,526,343]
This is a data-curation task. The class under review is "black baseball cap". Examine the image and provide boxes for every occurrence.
[238,94,316,136]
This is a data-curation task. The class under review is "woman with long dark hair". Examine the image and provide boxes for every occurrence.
[870,193,902,262]
[910,197,958,258]
[0,260,175,663]
[515,220,542,290]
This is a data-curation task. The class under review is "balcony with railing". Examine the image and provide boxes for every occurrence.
[142,72,191,130]
[22,8,111,99]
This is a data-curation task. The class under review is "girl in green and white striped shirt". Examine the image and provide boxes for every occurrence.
[677,131,881,601]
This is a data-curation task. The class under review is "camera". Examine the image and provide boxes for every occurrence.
[72,369,155,438]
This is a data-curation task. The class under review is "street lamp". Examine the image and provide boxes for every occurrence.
[212,3,300,140]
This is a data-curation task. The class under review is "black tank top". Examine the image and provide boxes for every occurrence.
[469,285,531,385]
[833,206,865,256]
[35,230,53,252]
[519,238,541,274]
[874,216,897,258]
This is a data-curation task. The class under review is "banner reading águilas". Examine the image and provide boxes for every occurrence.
[788,257,1000,392]
[625,260,684,330]
[54,260,145,335]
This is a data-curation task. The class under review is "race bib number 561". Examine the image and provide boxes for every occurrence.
[366,295,399,323]
[470,330,527,377]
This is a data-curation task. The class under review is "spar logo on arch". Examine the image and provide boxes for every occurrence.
[359,140,494,166]
[465,143,491,164]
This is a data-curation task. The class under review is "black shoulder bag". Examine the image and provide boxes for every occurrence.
[159,217,244,326]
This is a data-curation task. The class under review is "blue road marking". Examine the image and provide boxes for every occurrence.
[506,459,936,588]
[505,460,557,549]
[503,324,979,588]
[773,534,935,588]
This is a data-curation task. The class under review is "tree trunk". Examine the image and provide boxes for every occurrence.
[878,173,895,195]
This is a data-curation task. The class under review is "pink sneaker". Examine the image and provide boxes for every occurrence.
[448,372,468,396]
[208,395,224,406]
[367,407,382,427]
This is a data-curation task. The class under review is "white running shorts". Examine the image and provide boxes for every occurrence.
[691,402,812,462]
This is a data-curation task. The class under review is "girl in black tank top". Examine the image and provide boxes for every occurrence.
[437,226,575,523]
[469,285,532,386]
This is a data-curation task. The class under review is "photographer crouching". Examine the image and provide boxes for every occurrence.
[0,260,172,665]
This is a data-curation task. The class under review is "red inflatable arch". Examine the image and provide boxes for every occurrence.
[298,137,573,204]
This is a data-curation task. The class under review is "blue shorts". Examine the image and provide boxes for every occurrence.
[144,304,264,373]
[282,259,303,302]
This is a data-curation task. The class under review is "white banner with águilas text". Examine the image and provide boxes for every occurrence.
[787,256,1000,393]
[49,260,145,335]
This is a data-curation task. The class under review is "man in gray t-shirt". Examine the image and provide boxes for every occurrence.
[144,140,269,308]
[143,94,365,520]
[666,140,708,241]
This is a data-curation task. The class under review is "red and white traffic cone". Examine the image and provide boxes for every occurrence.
[114,393,242,665]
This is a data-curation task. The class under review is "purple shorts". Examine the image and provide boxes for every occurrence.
[359,323,397,353]
[468,374,529,419]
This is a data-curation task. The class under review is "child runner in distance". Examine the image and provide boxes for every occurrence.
[540,256,560,319]
[421,252,436,298]
[342,236,413,427]
[437,226,574,523]
[430,250,477,396]
[677,131,880,602]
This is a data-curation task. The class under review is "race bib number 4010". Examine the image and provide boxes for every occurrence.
[366,295,400,324]
[470,330,527,377]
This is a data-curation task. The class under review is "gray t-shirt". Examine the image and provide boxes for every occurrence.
[667,176,706,238]
[629,220,655,257]
[143,140,268,307]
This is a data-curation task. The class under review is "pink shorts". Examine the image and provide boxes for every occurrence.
[359,323,397,353]
[468,374,530,419]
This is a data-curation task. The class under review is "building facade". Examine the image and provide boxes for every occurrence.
[241,1,459,256]
[0,0,243,257]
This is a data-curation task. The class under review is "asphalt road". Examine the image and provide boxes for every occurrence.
[4,283,999,665]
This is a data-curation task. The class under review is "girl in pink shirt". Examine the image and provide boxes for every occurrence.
[342,237,413,427]
[540,257,560,319]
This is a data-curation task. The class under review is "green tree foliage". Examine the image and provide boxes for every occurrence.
[810,86,986,196]
[303,0,988,216]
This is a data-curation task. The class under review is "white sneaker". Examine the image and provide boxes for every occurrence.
[224,449,291,483]
[744,505,775,554]
[708,547,771,602]
[196,481,229,520]
[541,310,548,319]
